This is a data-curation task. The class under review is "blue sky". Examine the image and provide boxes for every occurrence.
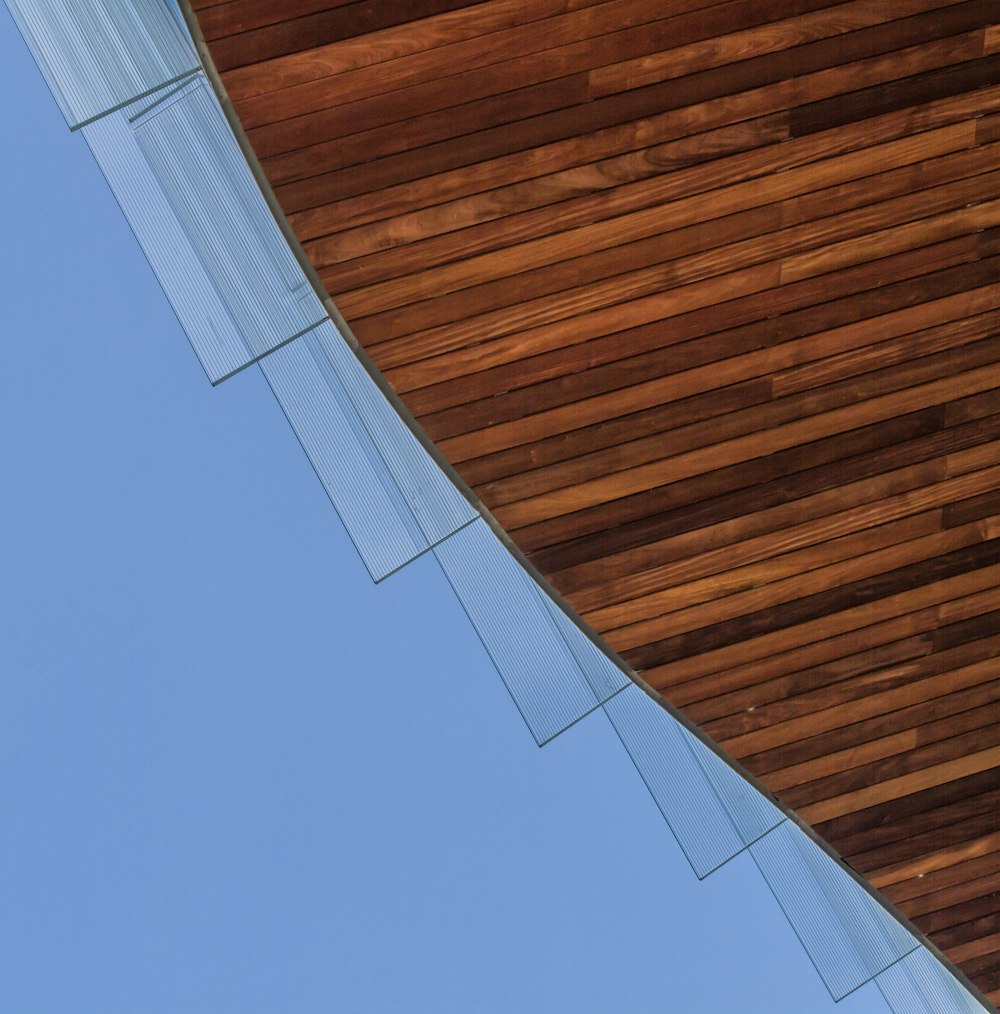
[0,8,895,1012]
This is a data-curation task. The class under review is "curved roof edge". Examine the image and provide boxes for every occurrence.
[174,3,995,1008]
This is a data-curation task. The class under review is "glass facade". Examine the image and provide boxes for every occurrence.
[435,519,628,745]
[261,322,477,581]
[5,0,197,128]
[84,76,327,384]
[605,684,786,878]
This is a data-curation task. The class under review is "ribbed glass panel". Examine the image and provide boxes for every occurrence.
[538,594,630,703]
[310,328,478,550]
[260,321,477,581]
[82,76,326,383]
[750,821,918,1001]
[685,725,787,853]
[434,520,628,745]
[603,685,785,877]
[4,0,197,128]
[877,947,991,1013]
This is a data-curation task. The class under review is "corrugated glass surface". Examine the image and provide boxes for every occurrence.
[82,75,326,383]
[750,821,918,1001]
[4,0,197,128]
[260,321,477,581]
[539,593,629,704]
[603,685,785,877]
[685,726,788,856]
[434,520,628,745]
[877,947,990,1013]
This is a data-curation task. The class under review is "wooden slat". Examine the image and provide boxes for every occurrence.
[795,746,997,823]
[463,249,993,491]
[339,125,984,311]
[249,0,853,159]
[469,301,998,506]
[905,871,1000,919]
[491,361,1000,531]
[207,1,482,71]
[714,646,1000,756]
[509,371,999,555]
[587,482,997,629]
[742,677,1000,781]
[821,768,1000,856]
[859,817,1000,884]
[276,33,994,211]
[948,930,1000,963]
[605,519,998,653]
[398,204,994,419]
[884,851,1000,906]
[568,455,1000,618]
[683,599,996,711]
[349,157,996,346]
[296,85,996,263]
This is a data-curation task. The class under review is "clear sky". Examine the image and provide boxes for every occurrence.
[0,9,896,1012]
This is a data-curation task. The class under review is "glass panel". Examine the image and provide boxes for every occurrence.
[750,821,918,1001]
[539,593,629,703]
[310,327,478,553]
[82,76,327,383]
[685,726,787,857]
[877,947,991,1014]
[603,685,785,877]
[434,520,628,745]
[4,0,198,128]
[260,321,477,582]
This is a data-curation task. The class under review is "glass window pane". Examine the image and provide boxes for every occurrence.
[877,947,991,1014]
[83,76,326,383]
[261,321,477,582]
[434,520,628,745]
[5,0,197,128]
[750,820,918,1000]
[603,685,784,877]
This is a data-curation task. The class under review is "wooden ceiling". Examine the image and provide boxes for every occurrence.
[190,0,999,1002]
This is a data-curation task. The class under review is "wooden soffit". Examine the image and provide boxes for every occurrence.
[190,0,1000,1001]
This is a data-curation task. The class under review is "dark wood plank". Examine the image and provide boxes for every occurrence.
[458,248,992,490]
[663,585,998,709]
[349,159,996,349]
[706,632,1000,750]
[830,786,1000,864]
[820,768,1000,850]
[906,871,1000,919]
[625,539,1000,672]
[513,369,997,558]
[273,27,987,210]
[208,1,480,70]
[884,850,1000,905]
[397,167,995,419]
[471,308,998,510]
[855,819,997,884]
[742,673,1000,778]
[780,724,1000,811]
[491,358,1000,532]
[248,0,844,158]
[536,407,999,599]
